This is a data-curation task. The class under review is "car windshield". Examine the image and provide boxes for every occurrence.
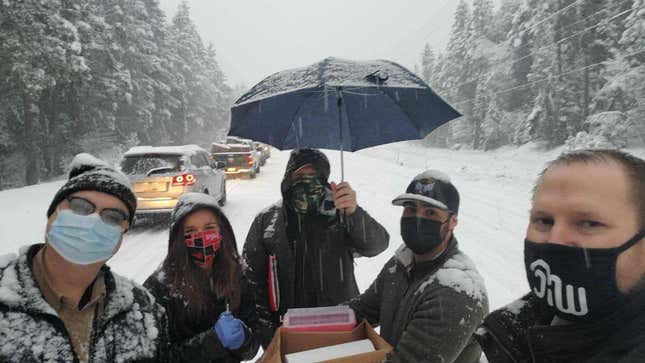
[120,154,183,176]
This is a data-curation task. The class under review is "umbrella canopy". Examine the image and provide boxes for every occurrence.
[229,57,461,152]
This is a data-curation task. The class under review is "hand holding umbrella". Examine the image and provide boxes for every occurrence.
[331,181,357,216]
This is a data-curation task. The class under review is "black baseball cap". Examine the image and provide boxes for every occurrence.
[392,170,460,214]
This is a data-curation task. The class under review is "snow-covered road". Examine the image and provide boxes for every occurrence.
[2,143,644,312]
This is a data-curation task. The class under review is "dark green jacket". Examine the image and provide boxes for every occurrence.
[348,238,489,363]
[476,290,645,363]
[242,202,389,348]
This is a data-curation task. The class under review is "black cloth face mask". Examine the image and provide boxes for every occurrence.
[401,217,447,255]
[287,175,326,215]
[524,229,645,323]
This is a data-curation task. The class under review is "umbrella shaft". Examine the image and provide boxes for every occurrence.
[340,149,344,181]
[336,87,345,182]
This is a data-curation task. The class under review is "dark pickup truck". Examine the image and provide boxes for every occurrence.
[211,142,260,179]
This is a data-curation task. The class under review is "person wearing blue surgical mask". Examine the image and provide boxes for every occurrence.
[0,153,172,363]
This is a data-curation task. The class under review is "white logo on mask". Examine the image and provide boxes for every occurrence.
[530,259,589,316]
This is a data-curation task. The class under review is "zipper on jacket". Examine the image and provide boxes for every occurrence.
[87,304,100,363]
[483,325,521,363]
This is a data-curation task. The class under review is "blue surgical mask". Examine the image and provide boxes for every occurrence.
[47,209,122,265]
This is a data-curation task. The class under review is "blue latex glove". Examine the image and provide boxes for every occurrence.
[214,312,246,350]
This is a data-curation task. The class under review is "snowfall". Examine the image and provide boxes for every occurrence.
[1,142,644,361]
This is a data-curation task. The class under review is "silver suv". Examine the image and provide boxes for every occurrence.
[120,145,227,218]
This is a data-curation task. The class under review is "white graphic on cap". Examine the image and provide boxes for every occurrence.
[530,259,589,316]
[414,182,435,194]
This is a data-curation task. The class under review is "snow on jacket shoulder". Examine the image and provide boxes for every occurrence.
[476,290,645,363]
[348,239,489,363]
[0,244,170,363]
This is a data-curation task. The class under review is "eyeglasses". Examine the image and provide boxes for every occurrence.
[65,196,129,227]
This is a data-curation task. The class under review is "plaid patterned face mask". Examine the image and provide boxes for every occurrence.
[184,230,222,268]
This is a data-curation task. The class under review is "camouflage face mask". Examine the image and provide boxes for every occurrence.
[288,175,326,215]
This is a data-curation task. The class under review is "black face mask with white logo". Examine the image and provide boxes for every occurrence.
[401,217,447,255]
[524,229,645,323]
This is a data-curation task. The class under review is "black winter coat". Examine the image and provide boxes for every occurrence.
[242,202,389,348]
[143,271,260,363]
[0,244,170,363]
[348,238,489,363]
[475,290,645,362]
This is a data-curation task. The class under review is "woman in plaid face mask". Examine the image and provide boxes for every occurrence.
[143,193,260,363]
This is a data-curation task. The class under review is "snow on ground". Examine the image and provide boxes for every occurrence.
[1,142,644,313]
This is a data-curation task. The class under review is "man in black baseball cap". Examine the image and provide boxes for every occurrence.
[348,170,489,362]
[392,170,460,256]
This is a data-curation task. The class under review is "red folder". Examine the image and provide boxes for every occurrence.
[268,254,280,313]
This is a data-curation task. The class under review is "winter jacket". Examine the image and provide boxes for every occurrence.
[243,201,389,348]
[475,289,645,363]
[348,238,489,363]
[143,272,260,363]
[0,244,170,363]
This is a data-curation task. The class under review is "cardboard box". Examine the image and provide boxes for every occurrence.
[258,321,393,363]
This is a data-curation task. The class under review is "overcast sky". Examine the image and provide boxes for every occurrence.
[158,1,483,87]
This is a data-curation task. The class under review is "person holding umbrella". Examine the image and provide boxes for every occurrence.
[242,148,389,348]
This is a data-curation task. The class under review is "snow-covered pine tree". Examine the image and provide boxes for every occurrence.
[0,0,89,185]
[616,0,645,144]
[169,2,230,147]
[466,0,496,149]
[441,0,474,147]
[420,44,435,85]
[491,0,520,43]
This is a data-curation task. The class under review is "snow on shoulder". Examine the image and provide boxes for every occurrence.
[124,144,206,157]
[417,253,486,302]
[0,253,20,305]
[0,253,16,269]
[413,169,451,183]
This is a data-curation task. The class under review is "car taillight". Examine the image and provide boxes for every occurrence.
[173,173,196,186]
[247,155,254,166]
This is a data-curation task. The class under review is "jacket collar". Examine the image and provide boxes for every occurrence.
[0,244,58,316]
[480,288,645,362]
[0,244,136,323]
[393,236,458,276]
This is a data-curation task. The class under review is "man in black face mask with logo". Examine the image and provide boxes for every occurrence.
[348,170,489,363]
[242,148,389,348]
[476,149,645,363]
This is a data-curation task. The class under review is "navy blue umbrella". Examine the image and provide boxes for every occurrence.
[229,57,461,179]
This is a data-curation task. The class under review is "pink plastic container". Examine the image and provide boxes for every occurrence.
[282,306,357,332]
